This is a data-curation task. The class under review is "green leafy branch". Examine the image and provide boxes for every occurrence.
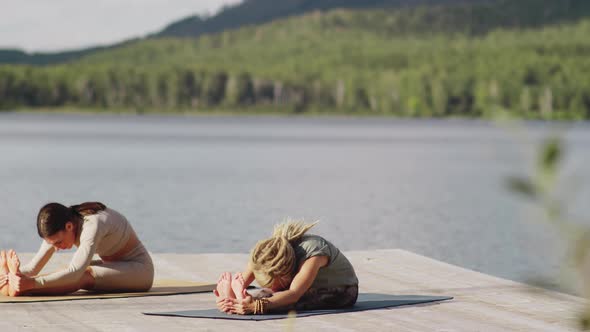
[506,136,590,330]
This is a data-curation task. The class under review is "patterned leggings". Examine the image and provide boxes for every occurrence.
[292,284,359,311]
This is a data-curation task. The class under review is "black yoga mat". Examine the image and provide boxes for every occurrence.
[143,293,453,321]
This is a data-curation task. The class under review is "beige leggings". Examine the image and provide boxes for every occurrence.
[89,243,154,292]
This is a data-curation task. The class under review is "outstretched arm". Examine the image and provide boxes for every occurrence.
[32,230,98,289]
[11,221,101,293]
[19,241,55,277]
[241,265,255,288]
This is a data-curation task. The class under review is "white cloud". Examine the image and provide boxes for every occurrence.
[0,0,242,52]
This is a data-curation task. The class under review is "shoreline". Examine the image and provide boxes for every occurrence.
[3,108,589,128]
[2,106,586,122]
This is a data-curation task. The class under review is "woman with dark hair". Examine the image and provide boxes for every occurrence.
[1,202,153,296]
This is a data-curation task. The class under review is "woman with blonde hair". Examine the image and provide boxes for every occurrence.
[1,202,153,296]
[214,220,358,315]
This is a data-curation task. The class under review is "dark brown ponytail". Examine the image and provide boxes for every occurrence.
[69,202,106,217]
[37,202,106,238]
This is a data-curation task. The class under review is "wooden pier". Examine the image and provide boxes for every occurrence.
[0,249,585,331]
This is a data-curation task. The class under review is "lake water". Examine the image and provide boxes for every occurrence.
[0,112,589,289]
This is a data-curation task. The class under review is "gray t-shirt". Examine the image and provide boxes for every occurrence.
[293,234,358,289]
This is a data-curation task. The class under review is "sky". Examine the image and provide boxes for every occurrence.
[0,0,243,52]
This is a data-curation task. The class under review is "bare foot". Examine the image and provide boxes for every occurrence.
[0,251,8,296]
[7,250,21,297]
[215,272,235,299]
[7,250,20,274]
[231,272,247,300]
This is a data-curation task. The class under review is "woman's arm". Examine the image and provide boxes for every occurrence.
[12,221,101,293]
[242,265,255,288]
[227,255,329,314]
[263,255,328,310]
[33,224,100,289]
[19,241,55,277]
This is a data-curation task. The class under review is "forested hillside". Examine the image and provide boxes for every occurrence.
[1,0,589,119]
[0,0,481,66]
[3,0,587,66]
[0,40,137,66]
[156,0,487,37]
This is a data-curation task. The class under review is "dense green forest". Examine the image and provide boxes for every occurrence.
[1,0,590,118]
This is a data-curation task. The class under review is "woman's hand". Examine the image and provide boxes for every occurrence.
[8,272,35,293]
[213,289,234,313]
[226,295,255,315]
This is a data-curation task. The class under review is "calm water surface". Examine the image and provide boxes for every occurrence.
[0,113,589,288]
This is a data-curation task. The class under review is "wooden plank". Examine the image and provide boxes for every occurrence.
[0,250,584,331]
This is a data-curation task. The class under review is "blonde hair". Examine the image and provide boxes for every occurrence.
[249,220,318,287]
